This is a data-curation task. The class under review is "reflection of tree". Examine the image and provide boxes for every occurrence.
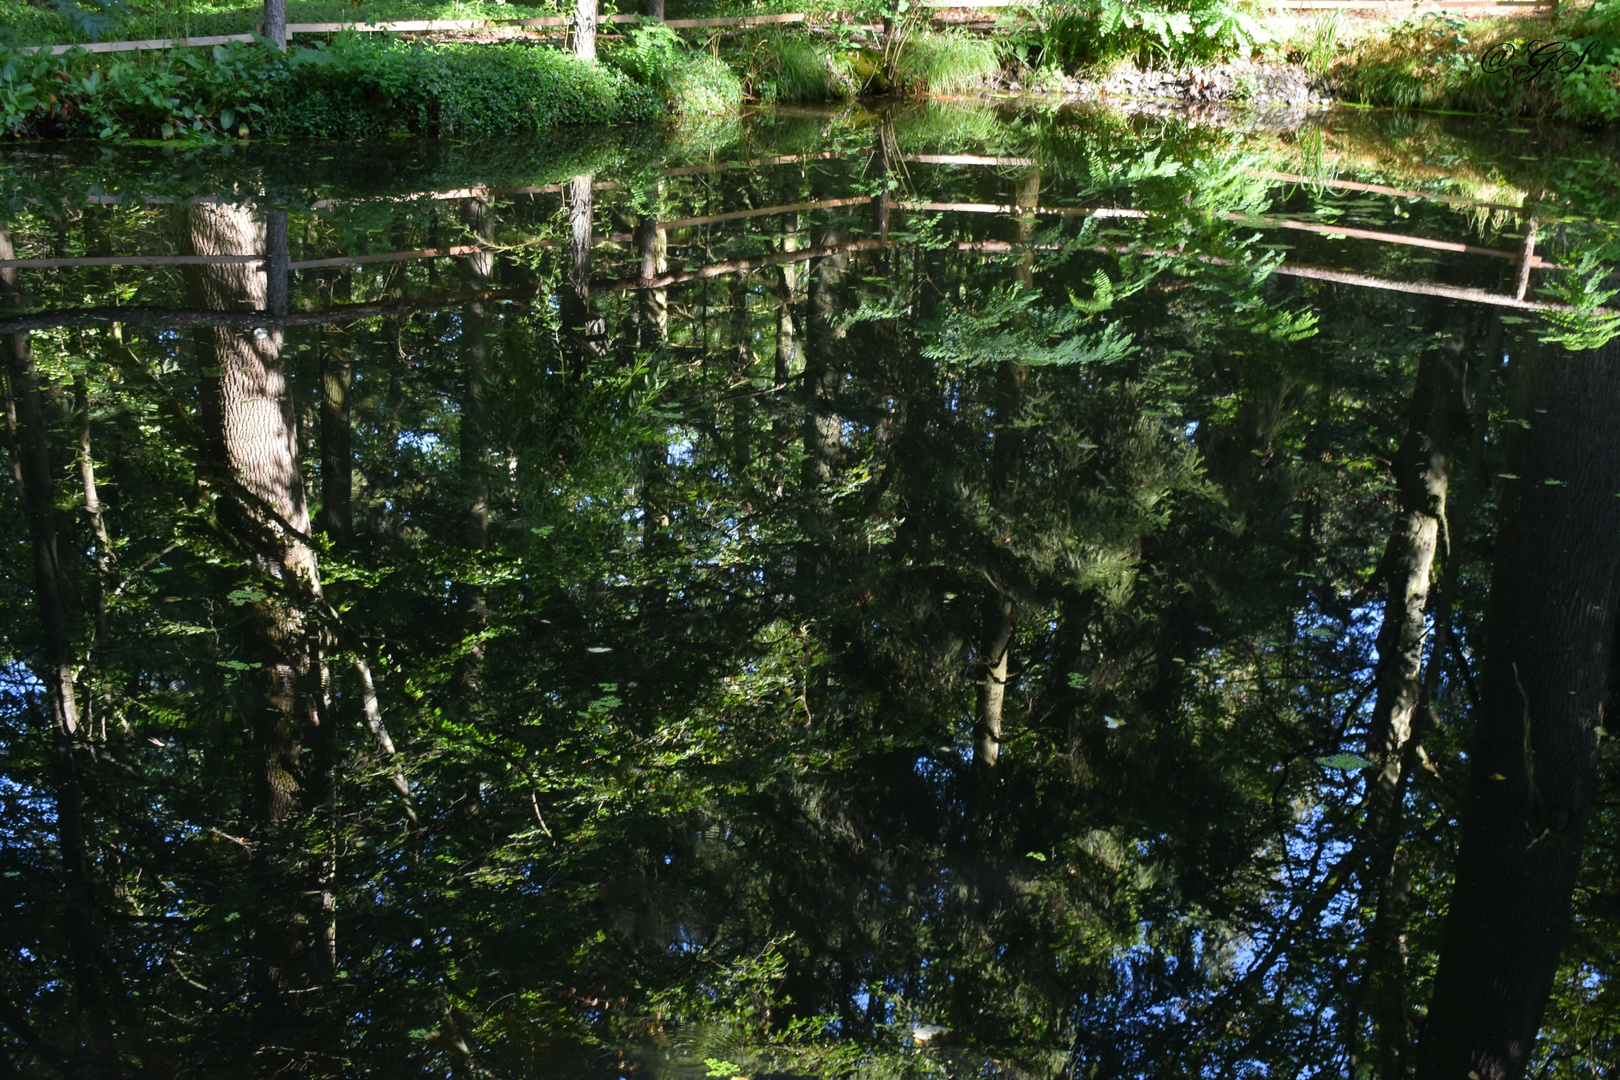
[2,225,128,1080]
[1419,333,1620,1080]
[182,203,339,1068]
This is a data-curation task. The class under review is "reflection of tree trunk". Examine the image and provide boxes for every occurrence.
[1416,334,1620,1080]
[318,270,354,545]
[182,205,337,1062]
[1354,315,1472,1078]
[2,229,127,1080]
[356,657,417,826]
[562,176,607,363]
[458,200,493,699]
[730,272,752,477]
[772,214,800,495]
[636,208,673,597]
[972,168,1039,770]
[77,374,114,644]
[803,223,845,488]
[636,210,668,349]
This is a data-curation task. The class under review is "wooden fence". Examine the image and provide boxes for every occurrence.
[16,0,1552,56]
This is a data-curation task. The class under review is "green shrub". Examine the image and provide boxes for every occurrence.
[1034,0,1271,71]
[607,25,741,115]
[667,52,744,114]
[1334,5,1620,125]
[0,36,660,141]
[895,30,1000,93]
[436,42,659,133]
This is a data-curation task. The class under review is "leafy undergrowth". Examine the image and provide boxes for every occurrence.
[1325,1,1620,124]
[0,34,659,140]
[0,0,567,48]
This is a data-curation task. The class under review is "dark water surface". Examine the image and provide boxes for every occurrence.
[4,104,1620,1079]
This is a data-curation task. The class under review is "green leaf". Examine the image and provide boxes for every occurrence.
[1316,753,1373,771]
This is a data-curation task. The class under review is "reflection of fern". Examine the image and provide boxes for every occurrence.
[1537,250,1620,352]
[1070,267,1153,314]
[51,0,130,42]
[923,284,1139,368]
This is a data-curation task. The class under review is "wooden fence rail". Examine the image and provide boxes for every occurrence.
[15,0,1551,56]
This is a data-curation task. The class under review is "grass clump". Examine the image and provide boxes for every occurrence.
[0,35,660,141]
[744,31,857,103]
[895,30,999,94]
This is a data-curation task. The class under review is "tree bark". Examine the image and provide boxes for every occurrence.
[1416,333,1620,1080]
[645,0,663,18]
[572,0,596,60]
[263,0,287,51]
[2,229,126,1080]
[181,204,337,1063]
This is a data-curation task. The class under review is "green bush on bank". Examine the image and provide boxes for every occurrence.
[1332,1,1620,124]
[1025,0,1271,72]
[604,24,744,114]
[0,35,660,141]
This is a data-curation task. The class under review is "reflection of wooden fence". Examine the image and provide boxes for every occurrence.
[1,175,1599,317]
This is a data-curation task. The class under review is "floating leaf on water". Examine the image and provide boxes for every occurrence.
[1026,851,1047,861]
[1490,773,1508,780]
[585,646,613,654]
[1315,753,1372,771]
[1104,716,1125,729]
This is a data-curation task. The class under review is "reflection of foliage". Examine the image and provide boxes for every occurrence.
[923,283,1139,368]
[1536,247,1620,352]
[7,100,1620,1080]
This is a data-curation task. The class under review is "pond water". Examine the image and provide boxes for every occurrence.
[3,103,1620,1079]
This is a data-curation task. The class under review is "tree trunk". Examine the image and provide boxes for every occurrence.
[572,0,596,60]
[2,229,126,1080]
[317,271,354,545]
[181,204,337,1063]
[263,0,287,51]
[645,0,664,18]
[1416,333,1620,1080]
